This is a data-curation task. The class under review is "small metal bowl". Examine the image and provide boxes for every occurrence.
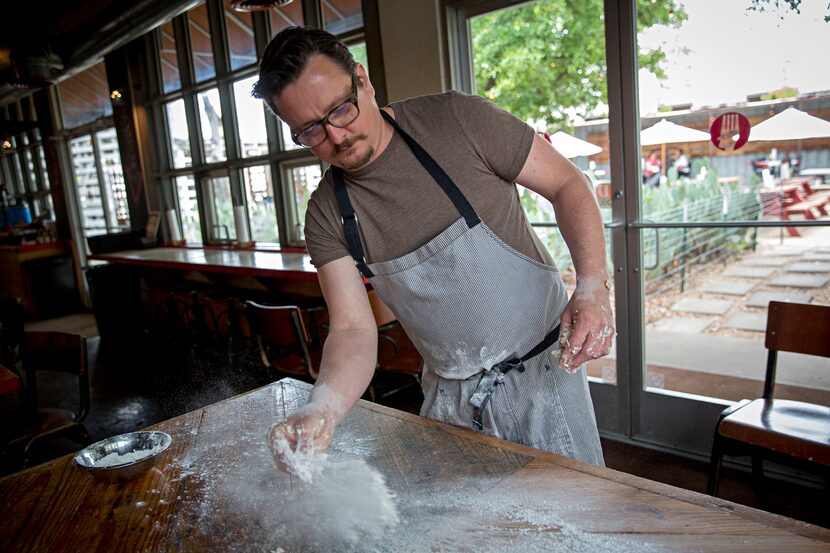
[73,431,172,482]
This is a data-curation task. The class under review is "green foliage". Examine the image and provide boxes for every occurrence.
[470,0,686,129]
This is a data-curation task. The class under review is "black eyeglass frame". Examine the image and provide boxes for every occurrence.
[290,74,360,148]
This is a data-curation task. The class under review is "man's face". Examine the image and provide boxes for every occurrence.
[276,54,379,172]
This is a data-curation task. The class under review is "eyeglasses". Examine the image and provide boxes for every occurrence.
[290,74,360,148]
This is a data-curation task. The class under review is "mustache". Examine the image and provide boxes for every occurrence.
[334,134,367,154]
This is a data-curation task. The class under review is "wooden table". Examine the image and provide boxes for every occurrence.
[2,378,829,552]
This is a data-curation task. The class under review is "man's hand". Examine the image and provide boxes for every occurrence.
[267,405,335,474]
[557,276,615,373]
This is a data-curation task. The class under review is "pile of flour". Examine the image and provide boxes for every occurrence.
[271,438,399,550]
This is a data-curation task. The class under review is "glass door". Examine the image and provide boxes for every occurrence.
[631,0,830,453]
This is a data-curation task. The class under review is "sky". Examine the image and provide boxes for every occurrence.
[637,0,830,115]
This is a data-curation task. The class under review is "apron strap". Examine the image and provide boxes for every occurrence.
[333,167,374,278]
[470,324,561,431]
[379,110,480,229]
[331,109,482,277]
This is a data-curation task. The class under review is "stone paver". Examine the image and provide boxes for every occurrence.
[801,253,830,262]
[722,266,777,278]
[723,312,767,332]
[769,274,830,288]
[770,249,806,256]
[697,279,756,296]
[745,291,813,307]
[648,317,714,333]
[788,262,830,273]
[671,298,734,315]
[742,257,789,267]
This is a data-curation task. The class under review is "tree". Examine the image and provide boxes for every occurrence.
[748,0,830,22]
[470,0,686,130]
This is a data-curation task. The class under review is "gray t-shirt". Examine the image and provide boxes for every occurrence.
[304,90,552,268]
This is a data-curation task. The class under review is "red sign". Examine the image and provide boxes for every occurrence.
[710,112,750,151]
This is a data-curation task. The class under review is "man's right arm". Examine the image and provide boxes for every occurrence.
[267,256,378,468]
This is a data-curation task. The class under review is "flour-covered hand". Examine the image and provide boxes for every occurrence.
[556,276,615,373]
[267,405,335,474]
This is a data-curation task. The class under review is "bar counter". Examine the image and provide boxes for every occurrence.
[1,378,828,552]
[89,246,318,281]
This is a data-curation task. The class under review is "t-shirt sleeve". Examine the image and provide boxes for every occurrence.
[303,174,350,268]
[450,91,534,182]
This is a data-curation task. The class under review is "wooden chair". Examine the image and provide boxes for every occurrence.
[0,296,25,370]
[245,301,317,380]
[4,331,91,467]
[707,301,830,497]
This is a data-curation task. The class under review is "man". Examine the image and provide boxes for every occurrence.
[253,27,614,467]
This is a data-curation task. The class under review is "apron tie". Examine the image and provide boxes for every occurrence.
[470,324,561,431]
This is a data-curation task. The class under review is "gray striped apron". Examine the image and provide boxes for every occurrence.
[332,111,603,465]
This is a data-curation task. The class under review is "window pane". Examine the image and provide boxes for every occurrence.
[58,61,112,129]
[24,149,37,192]
[96,128,130,229]
[349,42,368,70]
[280,120,302,151]
[159,20,182,93]
[324,0,363,35]
[233,76,268,157]
[198,88,226,162]
[287,162,322,241]
[175,175,202,244]
[166,99,192,168]
[636,0,830,405]
[205,175,235,241]
[11,153,25,197]
[70,136,106,236]
[268,2,304,35]
[225,8,256,70]
[189,4,216,82]
[243,165,279,243]
[37,145,50,189]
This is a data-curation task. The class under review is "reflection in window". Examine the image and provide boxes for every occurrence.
[175,175,202,244]
[287,162,322,241]
[165,99,192,168]
[96,128,130,229]
[188,3,216,82]
[159,20,181,93]
[24,149,37,192]
[58,61,112,129]
[225,8,256,70]
[37,146,50,189]
[268,1,304,35]
[69,136,106,236]
[198,89,227,162]
[243,165,279,243]
[233,76,268,157]
[204,175,235,241]
[324,0,363,35]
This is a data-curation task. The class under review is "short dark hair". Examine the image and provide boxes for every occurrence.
[252,26,357,117]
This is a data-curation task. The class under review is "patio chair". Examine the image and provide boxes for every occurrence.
[706,301,830,497]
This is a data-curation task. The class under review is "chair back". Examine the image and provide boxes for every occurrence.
[0,296,25,368]
[368,289,397,329]
[22,331,90,422]
[762,301,830,399]
[765,301,830,358]
[245,301,315,379]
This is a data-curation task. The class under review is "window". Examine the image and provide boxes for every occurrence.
[197,88,226,163]
[233,76,268,158]
[204,174,235,241]
[188,4,216,82]
[165,99,192,168]
[159,20,182,93]
[268,2,304,35]
[225,8,256,70]
[175,175,202,244]
[324,0,363,35]
[285,161,323,241]
[243,165,279,243]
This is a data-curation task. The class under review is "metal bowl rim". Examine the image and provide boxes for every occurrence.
[73,431,172,471]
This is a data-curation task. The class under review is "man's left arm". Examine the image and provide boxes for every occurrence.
[514,133,615,371]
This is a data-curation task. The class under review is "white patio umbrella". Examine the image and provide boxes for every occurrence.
[548,131,603,158]
[748,107,830,141]
[640,119,710,176]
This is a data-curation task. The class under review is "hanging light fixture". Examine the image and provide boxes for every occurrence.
[229,0,294,11]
